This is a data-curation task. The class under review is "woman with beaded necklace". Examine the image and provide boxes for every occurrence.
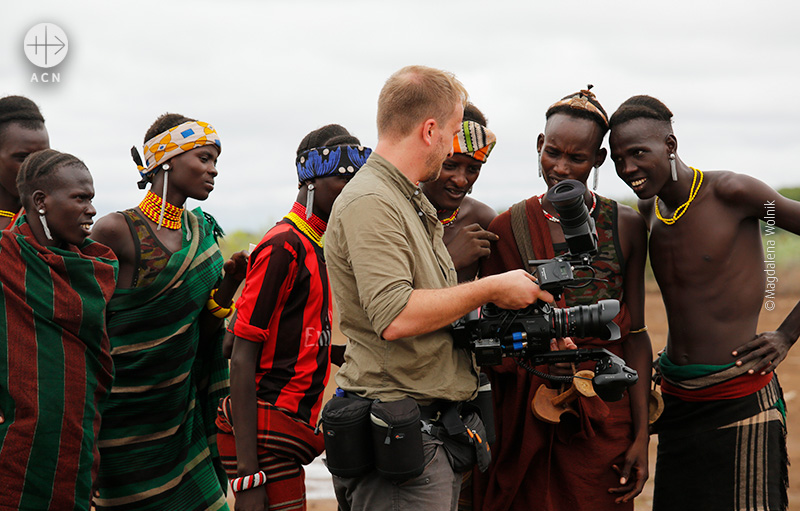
[91,113,247,511]
[473,87,652,511]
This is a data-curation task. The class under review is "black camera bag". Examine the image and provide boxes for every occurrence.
[320,396,374,477]
[370,397,425,481]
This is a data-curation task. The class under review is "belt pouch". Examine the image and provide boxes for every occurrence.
[370,397,425,481]
[320,396,374,477]
[469,373,496,444]
[437,411,491,473]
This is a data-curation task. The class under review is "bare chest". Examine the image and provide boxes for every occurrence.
[647,198,762,289]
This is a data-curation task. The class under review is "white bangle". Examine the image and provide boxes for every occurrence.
[231,471,267,493]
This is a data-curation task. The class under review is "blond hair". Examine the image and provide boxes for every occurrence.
[377,65,468,139]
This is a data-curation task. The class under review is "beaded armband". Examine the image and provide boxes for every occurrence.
[231,471,267,493]
[206,289,236,319]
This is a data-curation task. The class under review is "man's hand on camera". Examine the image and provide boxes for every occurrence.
[488,269,554,310]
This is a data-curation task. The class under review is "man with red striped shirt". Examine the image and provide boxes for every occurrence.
[216,125,371,511]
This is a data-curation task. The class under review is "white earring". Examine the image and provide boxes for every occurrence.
[669,153,677,181]
[537,152,543,178]
[306,183,315,219]
[157,168,169,231]
[38,209,52,240]
[592,165,600,191]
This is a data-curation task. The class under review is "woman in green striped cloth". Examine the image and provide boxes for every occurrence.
[91,113,247,511]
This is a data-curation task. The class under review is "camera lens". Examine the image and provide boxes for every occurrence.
[545,179,597,256]
[550,299,621,341]
[547,180,588,228]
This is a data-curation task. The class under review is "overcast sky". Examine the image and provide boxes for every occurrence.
[2,0,799,232]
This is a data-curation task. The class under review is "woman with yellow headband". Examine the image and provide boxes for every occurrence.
[420,103,499,282]
[473,87,652,511]
[91,113,247,511]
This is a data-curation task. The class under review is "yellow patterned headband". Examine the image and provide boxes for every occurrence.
[132,120,222,186]
[452,121,496,163]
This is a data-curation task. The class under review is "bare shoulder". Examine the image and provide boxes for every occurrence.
[706,170,790,217]
[616,202,647,232]
[637,197,655,222]
[615,201,648,254]
[461,197,498,229]
[708,170,754,202]
[91,211,135,262]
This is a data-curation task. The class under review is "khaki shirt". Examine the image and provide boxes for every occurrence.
[325,153,478,404]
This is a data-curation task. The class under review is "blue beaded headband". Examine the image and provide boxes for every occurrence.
[296,144,372,182]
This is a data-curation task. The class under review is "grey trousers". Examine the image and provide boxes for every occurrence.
[332,435,461,511]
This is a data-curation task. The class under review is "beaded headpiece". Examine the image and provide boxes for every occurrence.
[295,144,372,183]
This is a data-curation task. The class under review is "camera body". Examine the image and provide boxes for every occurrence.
[452,299,622,366]
[453,180,638,401]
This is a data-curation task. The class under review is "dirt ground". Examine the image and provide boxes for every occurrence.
[227,290,800,510]
[634,291,800,510]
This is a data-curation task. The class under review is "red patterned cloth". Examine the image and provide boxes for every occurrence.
[473,195,634,511]
[216,396,325,511]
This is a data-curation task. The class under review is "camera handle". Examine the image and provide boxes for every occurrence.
[531,369,597,424]
[515,348,638,402]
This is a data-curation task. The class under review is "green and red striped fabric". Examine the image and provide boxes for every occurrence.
[0,216,118,511]
[94,209,230,511]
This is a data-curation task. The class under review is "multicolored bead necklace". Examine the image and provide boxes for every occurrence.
[138,191,184,230]
[0,210,16,218]
[285,202,326,248]
[655,167,704,225]
[439,208,460,227]
[539,191,596,224]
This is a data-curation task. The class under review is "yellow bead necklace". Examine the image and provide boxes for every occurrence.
[655,167,703,226]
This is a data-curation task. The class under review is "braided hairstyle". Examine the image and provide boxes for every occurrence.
[17,149,86,209]
[546,87,609,145]
[609,95,673,129]
[0,96,46,146]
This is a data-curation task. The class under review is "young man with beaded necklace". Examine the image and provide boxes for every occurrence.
[609,95,800,511]
[420,103,499,282]
[90,113,247,511]
[475,87,651,511]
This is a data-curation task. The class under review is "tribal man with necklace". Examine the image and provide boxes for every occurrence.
[475,87,651,511]
[421,103,498,282]
[91,113,248,511]
[609,95,800,511]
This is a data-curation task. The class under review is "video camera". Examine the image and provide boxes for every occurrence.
[453,180,638,401]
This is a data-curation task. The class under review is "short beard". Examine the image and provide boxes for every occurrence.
[422,152,443,183]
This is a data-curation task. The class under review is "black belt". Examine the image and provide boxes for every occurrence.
[341,391,465,435]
